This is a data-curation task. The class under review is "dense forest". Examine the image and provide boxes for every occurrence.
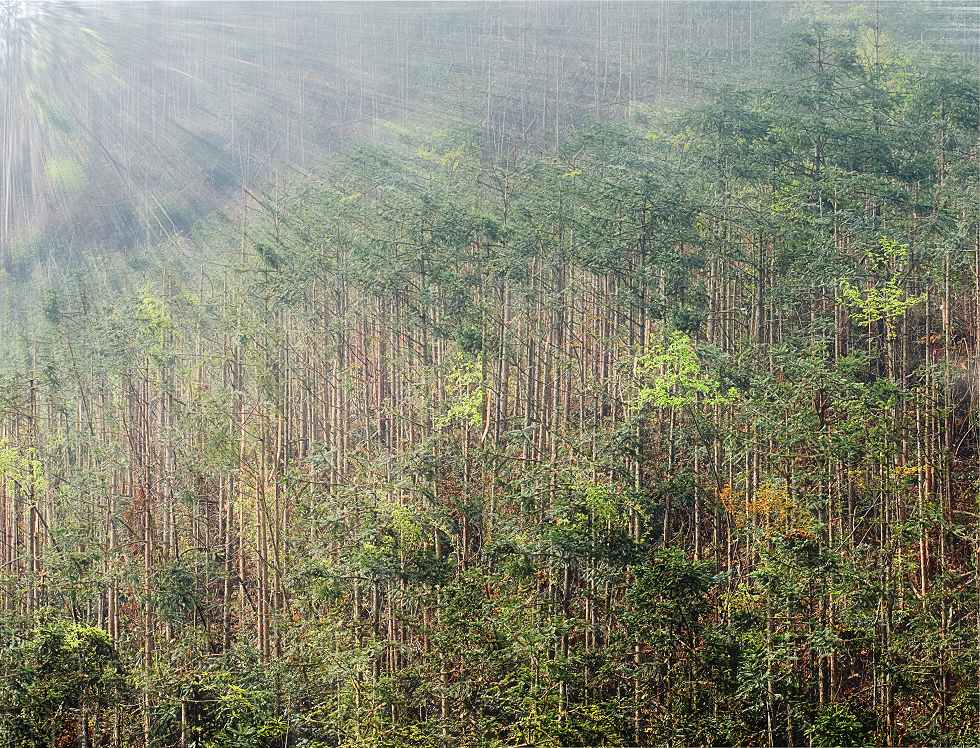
[0,2,979,746]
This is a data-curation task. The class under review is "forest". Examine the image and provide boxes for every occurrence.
[0,2,978,746]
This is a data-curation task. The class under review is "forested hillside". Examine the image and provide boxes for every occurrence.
[1,2,979,747]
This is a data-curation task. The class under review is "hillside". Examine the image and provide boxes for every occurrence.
[0,2,979,747]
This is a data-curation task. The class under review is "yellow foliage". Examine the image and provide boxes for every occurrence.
[718,480,813,532]
[893,464,923,480]
[749,481,793,518]
[0,441,47,494]
[416,145,465,171]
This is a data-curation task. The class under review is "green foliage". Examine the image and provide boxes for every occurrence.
[436,354,484,428]
[0,441,46,495]
[0,618,127,746]
[806,703,869,747]
[630,330,737,409]
[44,158,86,192]
[135,285,175,365]
[838,237,925,328]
